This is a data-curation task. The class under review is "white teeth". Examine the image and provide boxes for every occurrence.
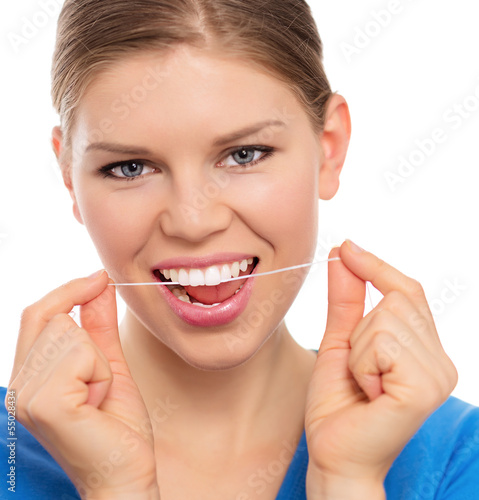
[205,266,221,286]
[160,258,255,286]
[178,269,189,287]
[171,287,183,298]
[178,294,191,303]
[191,302,221,308]
[170,269,179,283]
[189,269,206,287]
[220,264,231,282]
[231,261,240,278]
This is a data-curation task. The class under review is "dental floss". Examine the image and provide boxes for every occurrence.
[108,256,342,287]
[366,281,375,311]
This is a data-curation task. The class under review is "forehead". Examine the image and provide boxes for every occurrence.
[74,45,305,149]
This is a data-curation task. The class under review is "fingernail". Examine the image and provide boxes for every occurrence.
[347,239,365,253]
[88,269,105,280]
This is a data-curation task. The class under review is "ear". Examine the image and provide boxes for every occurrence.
[52,126,84,225]
[317,94,351,200]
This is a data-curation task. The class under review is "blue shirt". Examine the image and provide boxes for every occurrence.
[1,386,479,499]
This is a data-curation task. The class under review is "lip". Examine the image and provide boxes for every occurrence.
[156,262,258,327]
[151,252,256,272]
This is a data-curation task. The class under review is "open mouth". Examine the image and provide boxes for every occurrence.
[152,257,259,308]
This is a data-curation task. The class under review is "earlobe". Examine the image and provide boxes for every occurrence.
[51,126,84,225]
[317,94,352,201]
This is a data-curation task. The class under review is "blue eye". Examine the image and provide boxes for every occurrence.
[233,148,256,165]
[117,162,144,177]
[223,146,275,168]
[98,161,156,180]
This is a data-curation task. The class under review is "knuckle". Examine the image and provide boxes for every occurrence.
[375,258,388,274]
[36,315,82,357]
[27,392,52,427]
[20,304,39,325]
[419,365,454,411]
[451,361,459,384]
[372,329,394,350]
[349,355,368,381]
[70,339,98,358]
[48,313,75,331]
[382,290,405,309]
[406,278,425,298]
[444,358,459,392]
[418,303,435,323]
[370,309,394,330]
[410,310,428,331]
[449,369,459,393]
[59,278,77,291]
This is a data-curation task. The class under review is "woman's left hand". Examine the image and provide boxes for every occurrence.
[304,240,458,499]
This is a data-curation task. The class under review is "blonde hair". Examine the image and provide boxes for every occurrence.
[52,0,333,152]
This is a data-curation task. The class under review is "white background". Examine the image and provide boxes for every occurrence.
[1,1,478,405]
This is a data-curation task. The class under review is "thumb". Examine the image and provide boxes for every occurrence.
[320,242,366,353]
[80,276,124,363]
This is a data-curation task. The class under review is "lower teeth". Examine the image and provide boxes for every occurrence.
[191,302,221,308]
[170,283,244,306]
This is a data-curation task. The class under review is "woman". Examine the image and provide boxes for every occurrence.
[2,1,478,498]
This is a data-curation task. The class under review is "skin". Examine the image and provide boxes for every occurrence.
[7,45,457,500]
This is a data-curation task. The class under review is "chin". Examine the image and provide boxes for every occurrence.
[164,325,276,372]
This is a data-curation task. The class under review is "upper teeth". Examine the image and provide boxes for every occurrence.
[161,258,254,287]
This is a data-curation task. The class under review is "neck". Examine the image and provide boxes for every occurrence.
[119,310,316,452]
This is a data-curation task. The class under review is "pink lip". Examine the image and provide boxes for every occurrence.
[156,264,258,327]
[151,252,256,271]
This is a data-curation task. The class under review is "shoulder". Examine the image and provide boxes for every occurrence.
[385,395,479,500]
[0,386,80,499]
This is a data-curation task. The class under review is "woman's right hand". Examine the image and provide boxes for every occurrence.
[6,271,160,499]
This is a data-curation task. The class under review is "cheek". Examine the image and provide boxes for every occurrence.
[277,179,317,230]
[73,177,153,269]
[236,166,319,255]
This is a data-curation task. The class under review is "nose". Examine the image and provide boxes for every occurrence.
[158,169,232,242]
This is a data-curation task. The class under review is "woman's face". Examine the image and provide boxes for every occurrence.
[63,45,337,369]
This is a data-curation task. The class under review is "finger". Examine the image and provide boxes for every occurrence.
[339,240,428,304]
[348,310,436,400]
[350,329,415,403]
[80,279,125,365]
[320,246,366,353]
[11,271,108,384]
[24,343,155,493]
[80,281,148,437]
[350,327,453,412]
[10,314,82,393]
[17,335,112,433]
[12,319,111,412]
[350,290,438,350]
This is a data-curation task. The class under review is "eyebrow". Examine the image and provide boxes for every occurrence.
[84,119,287,154]
[212,119,286,147]
[84,143,153,155]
